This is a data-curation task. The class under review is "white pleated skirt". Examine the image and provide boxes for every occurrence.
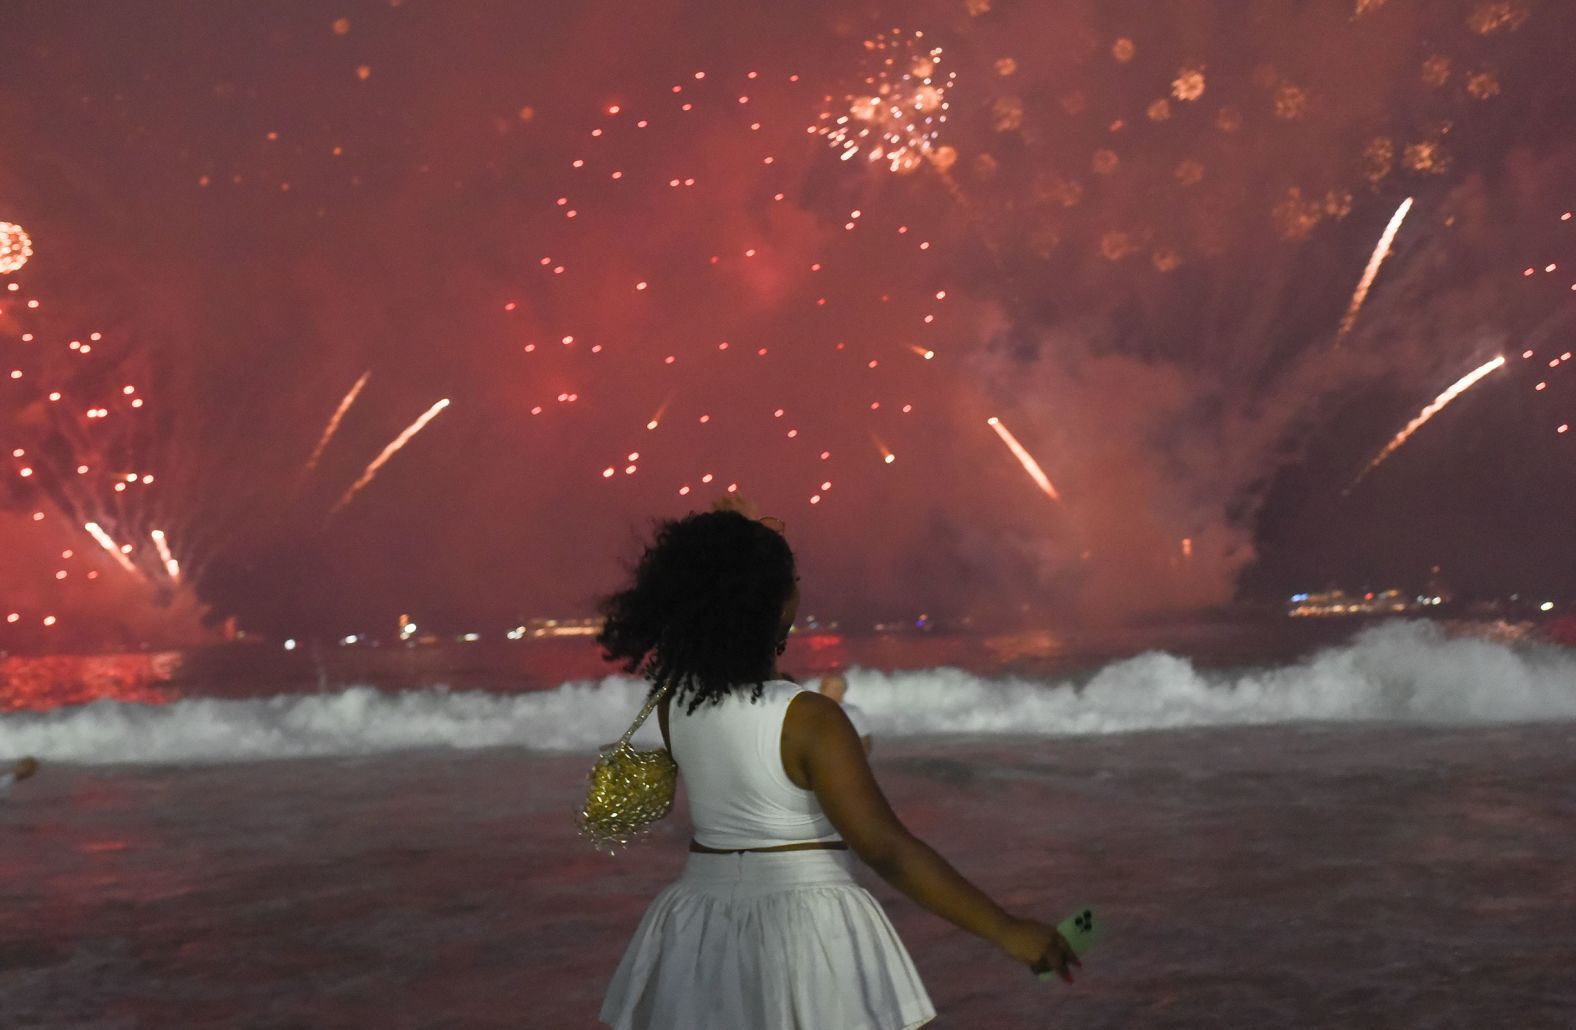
[600,850,935,1030]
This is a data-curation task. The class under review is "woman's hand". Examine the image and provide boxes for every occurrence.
[711,494,761,519]
[995,917,1080,982]
[712,494,785,533]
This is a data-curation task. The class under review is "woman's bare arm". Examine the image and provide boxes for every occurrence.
[785,692,1076,979]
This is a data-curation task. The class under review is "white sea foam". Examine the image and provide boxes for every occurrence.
[3,622,1573,764]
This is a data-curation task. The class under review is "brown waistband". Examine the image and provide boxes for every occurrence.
[688,839,849,855]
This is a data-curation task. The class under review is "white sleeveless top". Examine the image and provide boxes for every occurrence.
[667,680,842,850]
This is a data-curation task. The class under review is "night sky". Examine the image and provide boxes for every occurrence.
[2,0,1574,647]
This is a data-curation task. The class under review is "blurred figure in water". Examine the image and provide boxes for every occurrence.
[0,756,40,797]
[817,671,873,753]
[596,496,1076,1030]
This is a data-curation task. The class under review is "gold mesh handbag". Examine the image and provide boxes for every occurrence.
[577,683,677,851]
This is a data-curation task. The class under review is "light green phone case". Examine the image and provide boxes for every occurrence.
[1037,906,1101,981]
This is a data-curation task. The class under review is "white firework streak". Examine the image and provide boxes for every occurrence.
[329,398,451,516]
[1350,355,1506,487]
[150,529,180,582]
[1336,197,1413,343]
[84,521,141,575]
[987,417,1062,502]
[305,370,371,472]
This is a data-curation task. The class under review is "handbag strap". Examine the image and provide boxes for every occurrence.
[615,681,673,747]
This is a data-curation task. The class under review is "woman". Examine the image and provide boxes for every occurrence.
[597,502,1077,1029]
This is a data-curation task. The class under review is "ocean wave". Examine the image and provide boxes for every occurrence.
[3,622,1574,764]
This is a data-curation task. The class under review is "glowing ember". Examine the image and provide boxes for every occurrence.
[1171,67,1206,102]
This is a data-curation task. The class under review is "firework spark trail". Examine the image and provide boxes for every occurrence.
[816,31,954,174]
[987,417,1062,502]
[304,370,371,473]
[646,394,675,431]
[84,521,141,576]
[329,398,451,516]
[150,529,180,582]
[1336,197,1414,344]
[0,221,33,274]
[1348,355,1506,489]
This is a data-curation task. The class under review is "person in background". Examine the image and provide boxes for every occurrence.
[0,756,40,797]
[818,671,873,753]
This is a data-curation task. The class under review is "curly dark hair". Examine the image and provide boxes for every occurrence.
[598,510,797,714]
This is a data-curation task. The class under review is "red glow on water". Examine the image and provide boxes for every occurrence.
[1,653,180,712]
[80,840,131,853]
